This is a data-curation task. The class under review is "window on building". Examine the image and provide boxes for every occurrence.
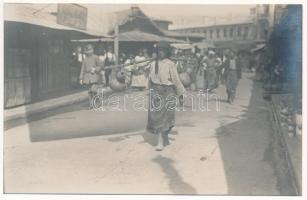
[216,28,220,38]
[209,29,213,39]
[229,28,233,37]
[223,28,227,37]
[244,26,249,38]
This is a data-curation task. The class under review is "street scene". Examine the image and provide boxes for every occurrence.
[3,3,302,196]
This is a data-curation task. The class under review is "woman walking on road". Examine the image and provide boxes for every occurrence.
[146,41,186,151]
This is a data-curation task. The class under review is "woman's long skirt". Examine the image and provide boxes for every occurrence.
[226,70,238,101]
[146,83,177,134]
[206,68,217,90]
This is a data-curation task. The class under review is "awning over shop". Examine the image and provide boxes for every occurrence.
[4,3,109,38]
[71,30,186,43]
[213,40,257,50]
[193,41,215,49]
[250,44,266,53]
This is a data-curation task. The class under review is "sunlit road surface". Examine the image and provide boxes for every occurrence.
[4,73,294,195]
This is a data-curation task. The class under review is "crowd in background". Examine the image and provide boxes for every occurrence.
[72,43,282,105]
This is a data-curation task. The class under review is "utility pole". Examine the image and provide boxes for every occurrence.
[114,14,119,65]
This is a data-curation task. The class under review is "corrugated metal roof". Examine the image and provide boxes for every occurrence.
[4,3,110,37]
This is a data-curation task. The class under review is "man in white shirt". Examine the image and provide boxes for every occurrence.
[131,50,147,89]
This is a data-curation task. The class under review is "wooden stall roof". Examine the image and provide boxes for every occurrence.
[193,40,216,49]
[71,30,186,43]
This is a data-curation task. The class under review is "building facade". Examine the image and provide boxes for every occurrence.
[173,21,257,42]
[172,5,275,49]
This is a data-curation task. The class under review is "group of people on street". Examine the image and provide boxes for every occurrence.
[75,43,244,108]
[75,42,244,150]
[174,47,242,104]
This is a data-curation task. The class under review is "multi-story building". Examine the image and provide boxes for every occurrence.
[171,5,275,49]
[173,19,257,42]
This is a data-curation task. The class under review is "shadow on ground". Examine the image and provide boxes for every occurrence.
[215,80,297,195]
[153,155,197,194]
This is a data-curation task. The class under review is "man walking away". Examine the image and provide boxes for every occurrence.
[222,50,242,104]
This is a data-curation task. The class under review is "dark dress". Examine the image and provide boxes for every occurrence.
[146,82,177,134]
[146,59,185,134]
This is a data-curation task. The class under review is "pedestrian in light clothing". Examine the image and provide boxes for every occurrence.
[146,41,186,151]
[79,44,104,109]
[131,50,148,90]
[97,47,107,86]
[222,50,242,104]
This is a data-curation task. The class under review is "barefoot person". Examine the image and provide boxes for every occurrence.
[146,41,185,151]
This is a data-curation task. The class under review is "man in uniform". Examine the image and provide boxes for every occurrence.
[79,44,104,109]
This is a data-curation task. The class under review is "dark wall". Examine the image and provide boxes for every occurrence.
[4,22,74,105]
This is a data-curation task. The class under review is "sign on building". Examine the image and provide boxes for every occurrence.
[57,4,87,30]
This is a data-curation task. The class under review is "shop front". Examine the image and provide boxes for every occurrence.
[4,4,106,108]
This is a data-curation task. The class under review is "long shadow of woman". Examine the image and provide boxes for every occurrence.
[153,155,197,194]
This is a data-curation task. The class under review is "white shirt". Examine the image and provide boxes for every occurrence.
[135,56,146,62]
[98,55,106,62]
[148,59,186,95]
[106,52,116,62]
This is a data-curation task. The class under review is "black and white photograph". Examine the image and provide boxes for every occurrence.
[2,1,303,197]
